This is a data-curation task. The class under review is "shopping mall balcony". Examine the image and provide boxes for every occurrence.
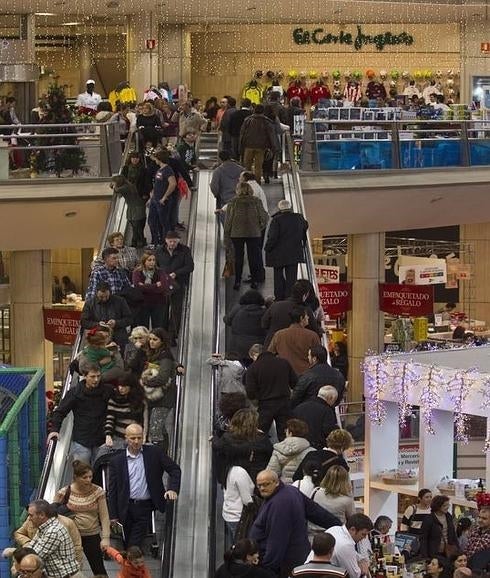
[296,116,490,236]
[2,117,490,250]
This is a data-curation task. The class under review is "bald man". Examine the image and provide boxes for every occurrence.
[108,424,181,548]
[18,554,46,578]
[250,469,341,577]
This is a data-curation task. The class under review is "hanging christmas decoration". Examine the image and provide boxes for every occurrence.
[419,365,443,435]
[363,357,389,425]
[448,369,475,443]
[394,362,416,428]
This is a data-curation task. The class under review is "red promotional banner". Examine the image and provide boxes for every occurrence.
[318,283,352,316]
[43,308,81,346]
[379,283,434,317]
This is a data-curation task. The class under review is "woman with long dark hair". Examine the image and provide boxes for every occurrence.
[141,327,183,450]
[215,539,273,578]
[420,495,458,559]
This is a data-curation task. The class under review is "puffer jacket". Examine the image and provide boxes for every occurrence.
[267,436,315,484]
[224,195,268,238]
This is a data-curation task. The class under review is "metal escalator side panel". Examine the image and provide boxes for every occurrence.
[37,146,131,501]
[171,170,217,578]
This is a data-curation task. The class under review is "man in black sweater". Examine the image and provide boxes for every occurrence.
[245,343,297,440]
[47,364,113,465]
[293,386,339,450]
[291,345,345,408]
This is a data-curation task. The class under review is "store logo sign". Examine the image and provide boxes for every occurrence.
[292,25,414,51]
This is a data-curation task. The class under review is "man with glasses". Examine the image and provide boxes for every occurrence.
[17,554,46,578]
[250,470,340,578]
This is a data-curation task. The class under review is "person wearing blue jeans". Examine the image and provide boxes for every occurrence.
[148,149,177,245]
[47,365,113,465]
[223,465,255,548]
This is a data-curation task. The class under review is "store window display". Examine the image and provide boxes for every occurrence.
[241,79,263,105]
[343,80,362,104]
[310,78,331,105]
[287,79,309,105]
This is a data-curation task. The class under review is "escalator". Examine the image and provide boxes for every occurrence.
[208,132,321,573]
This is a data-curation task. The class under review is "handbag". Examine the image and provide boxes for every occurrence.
[177,176,190,199]
[52,485,74,517]
[222,260,234,278]
[235,494,264,542]
[160,272,179,296]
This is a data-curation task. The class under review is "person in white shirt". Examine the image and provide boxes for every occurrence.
[76,80,102,111]
[422,81,442,103]
[403,81,420,99]
[325,514,373,578]
[222,465,254,547]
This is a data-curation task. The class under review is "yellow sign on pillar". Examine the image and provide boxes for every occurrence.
[413,317,428,342]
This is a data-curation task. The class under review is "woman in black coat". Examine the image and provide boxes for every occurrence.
[264,200,308,301]
[212,408,273,487]
[224,290,266,361]
[420,495,458,559]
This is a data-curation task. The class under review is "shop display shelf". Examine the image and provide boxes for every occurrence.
[370,479,420,497]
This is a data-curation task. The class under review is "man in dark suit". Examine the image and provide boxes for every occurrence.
[108,423,181,547]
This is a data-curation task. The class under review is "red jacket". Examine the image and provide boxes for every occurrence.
[105,547,152,578]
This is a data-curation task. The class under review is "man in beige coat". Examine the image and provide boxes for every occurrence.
[13,511,83,567]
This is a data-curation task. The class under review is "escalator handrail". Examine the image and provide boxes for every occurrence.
[36,130,135,500]
[160,158,200,578]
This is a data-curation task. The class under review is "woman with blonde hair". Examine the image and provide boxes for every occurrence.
[224,181,268,291]
[136,100,162,147]
[213,408,273,487]
[312,465,355,524]
[292,428,353,485]
[132,252,168,329]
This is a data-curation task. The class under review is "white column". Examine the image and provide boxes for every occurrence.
[127,13,159,99]
[78,41,92,93]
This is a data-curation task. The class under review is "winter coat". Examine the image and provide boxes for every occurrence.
[81,294,133,347]
[264,210,308,267]
[143,349,178,409]
[262,298,320,347]
[291,363,346,408]
[249,483,341,574]
[224,304,266,359]
[240,113,278,151]
[268,324,321,376]
[245,351,297,402]
[420,512,458,558]
[267,436,315,484]
[114,182,146,222]
[228,109,252,137]
[156,243,194,287]
[132,268,168,306]
[210,160,245,207]
[49,381,113,447]
[224,195,268,239]
[292,397,338,450]
[207,357,247,396]
[212,431,273,487]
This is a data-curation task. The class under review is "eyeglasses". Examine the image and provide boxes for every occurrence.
[19,567,40,575]
[257,481,275,488]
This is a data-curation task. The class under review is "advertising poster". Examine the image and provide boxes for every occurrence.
[43,308,81,346]
[318,283,352,316]
[379,283,434,316]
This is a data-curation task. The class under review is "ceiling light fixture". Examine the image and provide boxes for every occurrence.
[35,12,56,16]
[62,22,82,26]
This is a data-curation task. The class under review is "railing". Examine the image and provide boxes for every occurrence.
[0,367,45,578]
[305,119,490,171]
[0,122,123,180]
[37,129,134,502]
